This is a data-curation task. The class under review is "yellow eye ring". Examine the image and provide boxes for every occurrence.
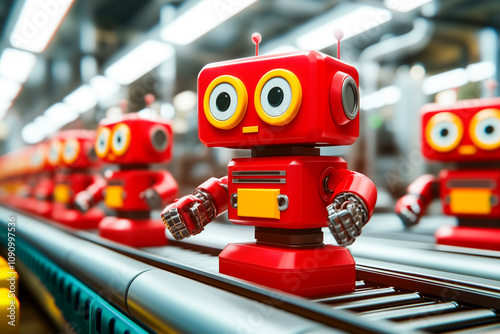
[111,124,131,156]
[254,69,302,126]
[48,141,63,165]
[470,108,500,150]
[95,127,111,158]
[425,112,463,152]
[62,139,80,164]
[203,75,247,130]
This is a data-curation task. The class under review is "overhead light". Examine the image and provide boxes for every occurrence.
[22,122,45,144]
[43,102,79,130]
[262,45,299,56]
[423,68,468,95]
[384,0,433,12]
[296,6,392,50]
[105,40,175,85]
[361,86,401,110]
[0,78,22,100]
[90,75,120,101]
[63,85,97,113]
[466,61,496,82]
[0,48,37,83]
[161,0,258,45]
[0,100,12,121]
[9,0,75,53]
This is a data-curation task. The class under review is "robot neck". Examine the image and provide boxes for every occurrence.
[251,146,320,158]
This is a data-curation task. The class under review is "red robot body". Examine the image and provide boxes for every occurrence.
[75,112,178,247]
[50,130,105,229]
[18,142,55,217]
[162,36,377,296]
[396,97,500,251]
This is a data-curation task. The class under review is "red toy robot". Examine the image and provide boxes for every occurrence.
[50,130,105,228]
[75,108,178,247]
[16,142,55,217]
[161,34,377,297]
[396,97,500,251]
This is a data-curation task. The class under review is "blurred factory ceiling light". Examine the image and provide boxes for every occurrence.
[89,76,120,102]
[423,61,496,95]
[423,68,468,95]
[0,48,37,83]
[63,85,97,114]
[361,86,402,110]
[0,78,21,100]
[104,40,175,85]
[9,0,75,53]
[296,5,392,51]
[384,0,433,13]
[161,0,258,45]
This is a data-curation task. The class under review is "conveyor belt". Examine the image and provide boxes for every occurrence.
[2,206,500,333]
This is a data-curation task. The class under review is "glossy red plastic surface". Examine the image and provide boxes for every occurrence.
[99,216,167,247]
[219,243,355,296]
[435,226,500,251]
[198,51,359,148]
[97,113,173,165]
[228,155,347,228]
[421,97,500,162]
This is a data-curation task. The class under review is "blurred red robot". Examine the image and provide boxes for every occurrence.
[50,130,105,228]
[161,34,377,296]
[396,97,500,251]
[75,110,178,247]
[18,142,55,217]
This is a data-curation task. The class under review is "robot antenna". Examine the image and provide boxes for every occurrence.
[251,32,262,56]
[334,28,344,60]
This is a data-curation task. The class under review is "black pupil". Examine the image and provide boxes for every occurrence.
[117,135,121,143]
[485,125,494,134]
[268,87,284,107]
[216,92,231,112]
[440,128,449,137]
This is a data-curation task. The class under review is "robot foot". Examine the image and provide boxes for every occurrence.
[219,243,355,297]
[99,216,167,247]
[51,205,103,229]
[435,226,500,251]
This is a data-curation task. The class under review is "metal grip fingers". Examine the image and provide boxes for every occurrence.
[327,193,368,247]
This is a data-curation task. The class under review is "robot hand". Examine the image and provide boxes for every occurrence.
[161,194,212,240]
[74,191,92,213]
[395,194,423,227]
[140,188,162,209]
[327,193,368,246]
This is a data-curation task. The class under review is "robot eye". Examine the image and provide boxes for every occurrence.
[425,112,463,152]
[48,141,62,165]
[150,125,169,152]
[204,75,247,130]
[255,69,302,126]
[470,108,500,150]
[111,124,131,156]
[31,148,43,168]
[62,139,80,164]
[95,127,111,158]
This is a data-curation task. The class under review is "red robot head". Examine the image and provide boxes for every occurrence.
[94,113,173,165]
[421,97,500,162]
[48,130,98,169]
[197,50,360,148]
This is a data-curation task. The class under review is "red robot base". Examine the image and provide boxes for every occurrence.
[52,203,103,229]
[219,243,355,296]
[99,215,167,247]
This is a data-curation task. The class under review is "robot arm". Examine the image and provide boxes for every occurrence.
[74,175,106,212]
[161,176,228,240]
[326,170,377,246]
[140,170,179,209]
[395,174,438,227]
